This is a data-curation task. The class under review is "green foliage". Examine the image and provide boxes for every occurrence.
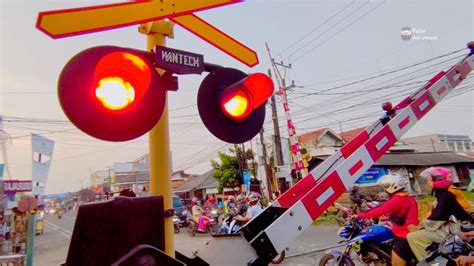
[211,151,242,192]
[210,147,257,192]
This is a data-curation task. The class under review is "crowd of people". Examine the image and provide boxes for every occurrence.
[190,192,264,232]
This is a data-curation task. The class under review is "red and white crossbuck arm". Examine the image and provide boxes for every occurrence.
[241,46,474,265]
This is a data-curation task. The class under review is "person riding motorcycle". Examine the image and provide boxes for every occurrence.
[352,174,419,265]
[407,167,471,262]
[349,186,371,214]
[234,192,263,224]
[191,197,211,232]
[225,195,237,214]
[236,194,248,216]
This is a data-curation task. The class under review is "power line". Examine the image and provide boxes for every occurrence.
[255,0,357,72]
[285,1,371,62]
[290,0,386,64]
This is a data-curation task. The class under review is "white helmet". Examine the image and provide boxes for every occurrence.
[378,174,408,194]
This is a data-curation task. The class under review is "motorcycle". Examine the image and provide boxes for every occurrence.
[219,213,240,234]
[418,216,474,266]
[187,212,218,237]
[173,215,180,234]
[57,209,64,219]
[332,201,386,226]
[319,219,394,266]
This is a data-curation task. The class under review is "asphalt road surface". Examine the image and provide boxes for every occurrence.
[34,210,344,265]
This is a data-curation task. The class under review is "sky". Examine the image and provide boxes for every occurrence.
[0,0,473,194]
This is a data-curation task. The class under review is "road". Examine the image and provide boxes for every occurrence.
[34,211,344,265]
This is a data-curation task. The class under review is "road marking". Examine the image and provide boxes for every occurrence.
[43,220,72,239]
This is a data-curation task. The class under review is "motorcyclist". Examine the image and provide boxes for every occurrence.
[407,167,471,262]
[57,208,64,218]
[205,194,217,207]
[236,194,248,216]
[234,192,263,224]
[191,197,210,232]
[352,174,419,265]
[349,186,371,214]
[225,196,237,214]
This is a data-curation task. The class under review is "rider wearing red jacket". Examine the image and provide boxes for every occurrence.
[354,174,419,266]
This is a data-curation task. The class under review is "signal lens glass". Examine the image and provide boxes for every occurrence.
[223,93,249,118]
[95,77,135,110]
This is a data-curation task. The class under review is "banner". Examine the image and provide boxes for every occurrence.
[356,166,388,184]
[4,180,32,194]
[32,134,55,196]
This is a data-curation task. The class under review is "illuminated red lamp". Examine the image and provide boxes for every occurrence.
[58,46,165,142]
[198,68,274,144]
[220,73,273,121]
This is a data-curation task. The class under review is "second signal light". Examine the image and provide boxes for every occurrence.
[198,68,274,144]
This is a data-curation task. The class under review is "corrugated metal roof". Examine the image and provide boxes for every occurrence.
[376,152,474,166]
[196,170,218,189]
[313,152,474,166]
[173,170,215,193]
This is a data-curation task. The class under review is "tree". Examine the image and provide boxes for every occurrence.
[210,147,256,192]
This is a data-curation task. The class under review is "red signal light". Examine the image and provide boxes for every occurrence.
[93,52,152,111]
[219,73,273,121]
[198,68,274,144]
[58,46,165,142]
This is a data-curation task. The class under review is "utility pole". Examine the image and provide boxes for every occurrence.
[259,129,274,200]
[266,44,307,185]
[269,69,284,167]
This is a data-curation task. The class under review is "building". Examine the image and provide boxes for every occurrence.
[402,134,473,153]
[90,168,113,187]
[299,128,344,156]
[311,152,474,194]
[173,170,239,205]
[90,154,194,194]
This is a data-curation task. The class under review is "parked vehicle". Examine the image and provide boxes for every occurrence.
[319,219,394,266]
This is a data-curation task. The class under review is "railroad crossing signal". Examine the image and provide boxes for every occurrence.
[57,44,272,143]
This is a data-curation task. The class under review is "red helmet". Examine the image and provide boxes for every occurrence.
[420,167,453,189]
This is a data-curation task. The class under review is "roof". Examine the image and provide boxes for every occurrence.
[299,128,328,142]
[173,170,215,193]
[340,127,366,142]
[312,152,474,166]
[195,171,218,189]
[376,152,474,166]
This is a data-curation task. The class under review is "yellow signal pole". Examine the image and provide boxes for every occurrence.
[139,20,175,257]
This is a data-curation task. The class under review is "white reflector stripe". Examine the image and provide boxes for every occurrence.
[316,187,334,206]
